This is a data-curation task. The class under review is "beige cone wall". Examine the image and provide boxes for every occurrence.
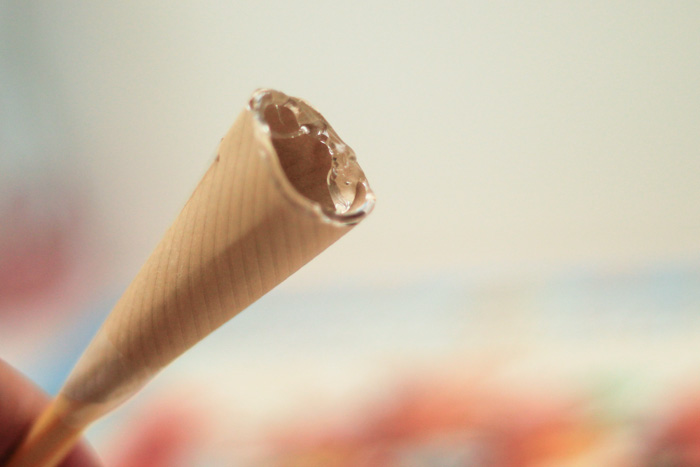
[60,93,372,423]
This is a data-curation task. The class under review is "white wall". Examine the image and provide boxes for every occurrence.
[7,1,700,289]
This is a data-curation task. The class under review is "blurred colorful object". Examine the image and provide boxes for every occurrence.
[0,183,82,312]
[3,2,700,465]
[1,4,85,320]
[4,264,695,466]
[265,382,601,466]
[645,395,700,467]
[104,397,209,467]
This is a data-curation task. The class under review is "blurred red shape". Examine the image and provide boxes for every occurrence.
[647,395,700,467]
[107,398,208,467]
[0,185,82,315]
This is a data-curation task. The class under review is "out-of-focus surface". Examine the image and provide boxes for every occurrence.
[2,1,700,465]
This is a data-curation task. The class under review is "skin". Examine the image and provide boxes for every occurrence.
[0,360,101,467]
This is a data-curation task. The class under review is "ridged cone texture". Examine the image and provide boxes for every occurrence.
[61,107,355,422]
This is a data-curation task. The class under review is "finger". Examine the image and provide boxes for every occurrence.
[0,359,102,467]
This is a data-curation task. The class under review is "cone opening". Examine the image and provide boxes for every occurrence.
[249,89,374,224]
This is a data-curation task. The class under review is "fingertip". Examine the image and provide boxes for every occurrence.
[60,442,103,467]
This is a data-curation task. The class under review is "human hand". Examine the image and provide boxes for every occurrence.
[0,360,101,466]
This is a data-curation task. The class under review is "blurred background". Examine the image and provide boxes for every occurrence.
[2,1,700,465]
